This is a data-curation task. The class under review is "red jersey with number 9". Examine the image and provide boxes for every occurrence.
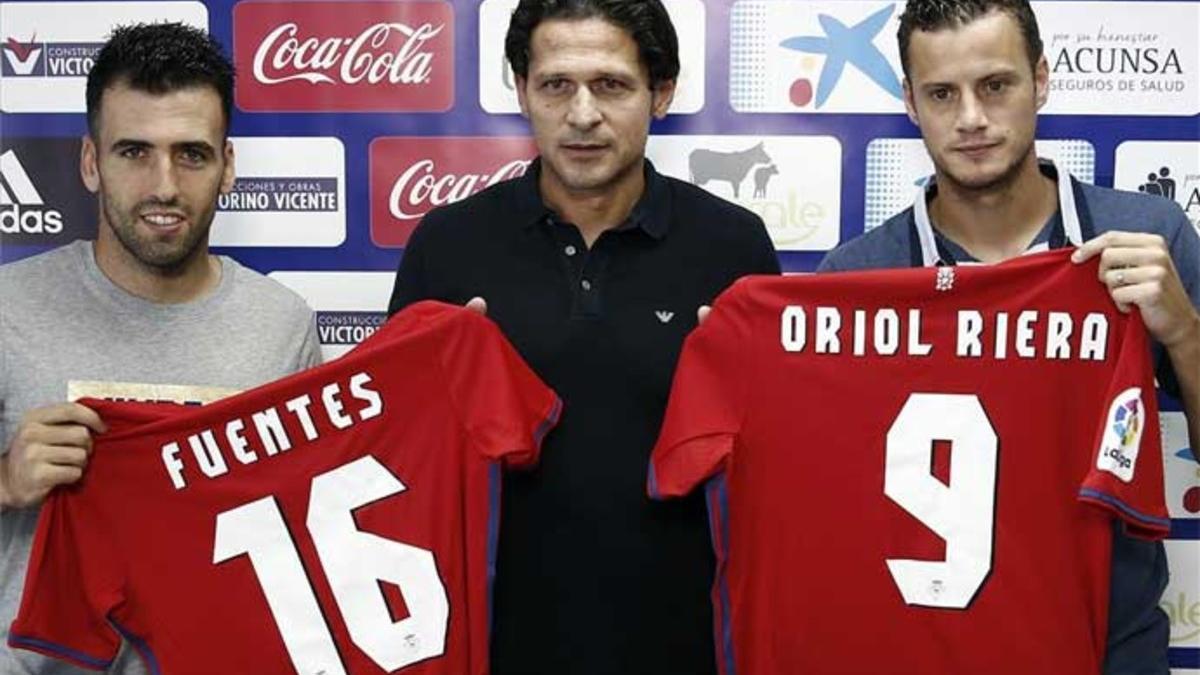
[649,249,1169,675]
[9,301,561,675]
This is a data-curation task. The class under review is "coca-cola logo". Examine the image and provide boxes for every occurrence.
[252,22,442,86]
[234,1,454,111]
[371,137,539,247]
[389,158,530,220]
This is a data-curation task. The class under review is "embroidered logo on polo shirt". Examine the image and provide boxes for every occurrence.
[655,311,675,324]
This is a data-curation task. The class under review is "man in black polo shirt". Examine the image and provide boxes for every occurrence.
[387,1,778,673]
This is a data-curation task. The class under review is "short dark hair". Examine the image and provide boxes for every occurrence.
[897,0,1043,79]
[86,22,235,138]
[505,0,680,87]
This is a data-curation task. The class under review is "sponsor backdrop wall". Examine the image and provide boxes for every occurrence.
[1,0,1197,668]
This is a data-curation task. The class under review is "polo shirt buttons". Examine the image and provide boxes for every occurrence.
[564,245,577,257]
[581,279,592,291]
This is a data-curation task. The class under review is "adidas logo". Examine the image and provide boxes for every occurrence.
[3,35,42,76]
[0,150,64,234]
[655,310,674,324]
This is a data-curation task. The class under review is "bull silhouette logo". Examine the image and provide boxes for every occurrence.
[689,142,773,199]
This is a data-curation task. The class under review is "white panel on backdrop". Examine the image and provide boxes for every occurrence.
[210,137,346,248]
[0,2,208,113]
[1162,540,1200,651]
[646,135,842,251]
[479,0,705,115]
[1114,141,1200,236]
[1035,2,1200,116]
[730,1,905,114]
[864,139,1096,232]
[1162,412,1200,520]
[268,272,393,362]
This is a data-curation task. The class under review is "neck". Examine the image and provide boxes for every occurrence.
[93,229,221,304]
[540,160,646,248]
[929,155,1058,263]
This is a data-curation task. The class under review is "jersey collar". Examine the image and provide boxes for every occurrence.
[911,158,1083,267]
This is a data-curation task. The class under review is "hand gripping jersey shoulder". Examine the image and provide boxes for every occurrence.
[649,249,1168,675]
[9,301,562,675]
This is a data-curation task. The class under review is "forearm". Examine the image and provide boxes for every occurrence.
[0,453,11,510]
[1166,315,1200,461]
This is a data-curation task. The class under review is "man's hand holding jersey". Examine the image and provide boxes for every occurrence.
[1074,230,1200,460]
[0,403,106,509]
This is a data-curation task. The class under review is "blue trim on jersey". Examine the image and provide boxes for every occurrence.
[486,462,502,636]
[534,397,563,448]
[7,635,113,670]
[647,462,660,499]
[1078,488,1172,530]
[705,476,736,675]
[111,619,161,675]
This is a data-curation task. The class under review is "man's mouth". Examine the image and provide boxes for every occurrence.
[953,141,1001,157]
[140,212,186,228]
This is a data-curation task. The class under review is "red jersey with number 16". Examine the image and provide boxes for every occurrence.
[10,301,562,675]
[649,249,1168,675]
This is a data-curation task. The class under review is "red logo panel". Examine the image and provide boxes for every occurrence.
[370,137,538,247]
[234,1,454,112]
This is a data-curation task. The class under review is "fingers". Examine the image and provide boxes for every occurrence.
[464,297,488,316]
[24,402,106,435]
[1095,243,1172,280]
[37,464,85,490]
[697,305,711,325]
[1072,231,1166,264]
[16,423,94,454]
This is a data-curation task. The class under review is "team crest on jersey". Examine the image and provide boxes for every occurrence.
[935,267,955,292]
[1096,387,1145,483]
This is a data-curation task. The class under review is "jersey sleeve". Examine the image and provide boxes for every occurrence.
[439,308,562,468]
[7,487,126,670]
[648,281,754,499]
[1077,310,1170,539]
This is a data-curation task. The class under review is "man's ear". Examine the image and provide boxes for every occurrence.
[81,135,100,194]
[651,78,676,120]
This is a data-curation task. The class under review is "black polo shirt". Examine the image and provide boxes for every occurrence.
[389,159,779,675]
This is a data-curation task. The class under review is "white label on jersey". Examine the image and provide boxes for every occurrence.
[68,380,238,405]
[1096,387,1145,483]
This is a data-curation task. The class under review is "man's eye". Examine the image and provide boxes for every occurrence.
[596,77,626,93]
[180,149,207,165]
[119,147,146,159]
[985,79,1007,94]
[542,78,569,93]
[930,88,951,101]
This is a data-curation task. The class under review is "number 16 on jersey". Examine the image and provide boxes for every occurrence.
[214,456,450,674]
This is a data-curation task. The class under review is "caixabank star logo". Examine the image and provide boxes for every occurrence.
[730,1,904,113]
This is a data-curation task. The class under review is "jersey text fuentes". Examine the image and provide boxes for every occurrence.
[779,307,1110,361]
[161,372,382,490]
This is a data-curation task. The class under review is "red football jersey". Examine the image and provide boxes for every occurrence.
[649,249,1169,675]
[10,301,561,675]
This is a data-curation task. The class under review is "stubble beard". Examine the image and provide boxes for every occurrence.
[99,179,215,275]
[935,134,1038,196]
